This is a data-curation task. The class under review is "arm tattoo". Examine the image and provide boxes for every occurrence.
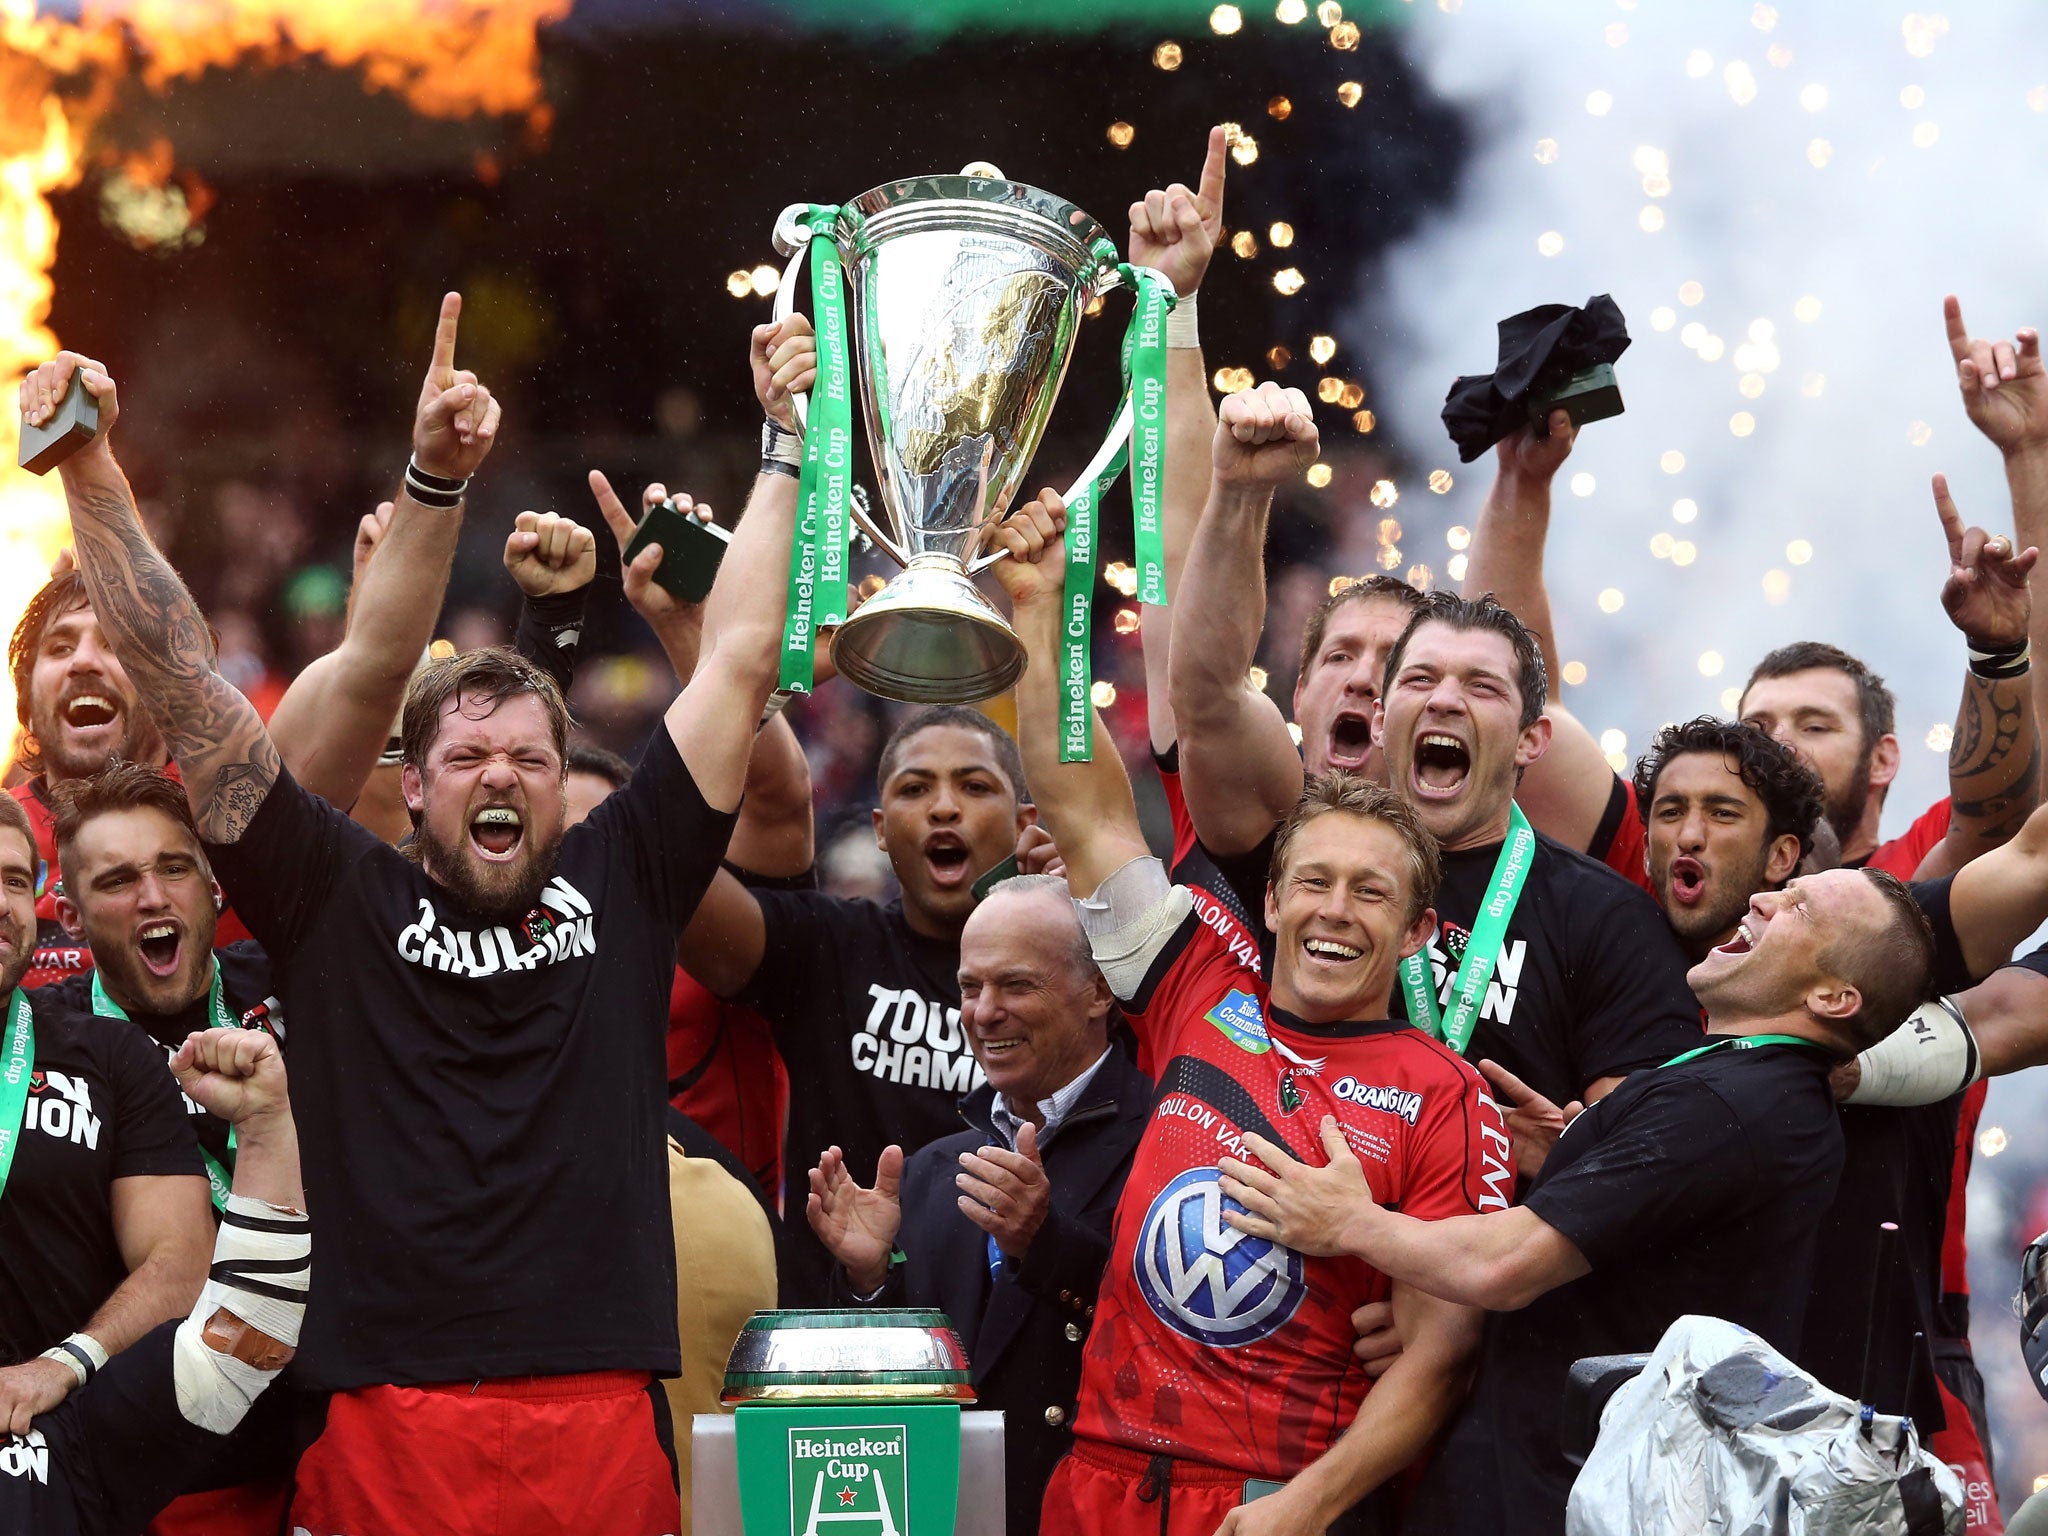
[1948,675,2039,842]
[66,479,279,842]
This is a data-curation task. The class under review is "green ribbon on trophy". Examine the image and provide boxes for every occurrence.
[1058,253,1174,763]
[779,203,854,695]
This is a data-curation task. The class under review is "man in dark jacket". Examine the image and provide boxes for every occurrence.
[805,873,1150,1536]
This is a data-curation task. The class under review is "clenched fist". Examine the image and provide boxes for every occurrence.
[1213,382,1319,491]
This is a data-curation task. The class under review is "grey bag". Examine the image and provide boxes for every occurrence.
[1567,1315,1964,1536]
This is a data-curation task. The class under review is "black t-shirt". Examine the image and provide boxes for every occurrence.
[1468,1041,1843,1536]
[203,728,736,1391]
[0,996,202,1366]
[1797,1098,1960,1427]
[1402,831,1703,1106]
[732,892,982,1297]
[0,1321,219,1536]
[43,943,280,1191]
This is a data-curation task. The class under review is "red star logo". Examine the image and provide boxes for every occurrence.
[837,1486,858,1507]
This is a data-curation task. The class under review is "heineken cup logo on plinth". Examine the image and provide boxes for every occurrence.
[789,1425,910,1536]
[766,166,1175,757]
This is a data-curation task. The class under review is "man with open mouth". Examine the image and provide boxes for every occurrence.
[1218,865,1938,1536]
[35,307,806,1534]
[989,401,1510,1536]
[6,292,503,991]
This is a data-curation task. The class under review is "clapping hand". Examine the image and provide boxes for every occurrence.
[956,1122,1052,1263]
[807,1144,904,1295]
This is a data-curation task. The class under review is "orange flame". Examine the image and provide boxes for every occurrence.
[0,0,568,740]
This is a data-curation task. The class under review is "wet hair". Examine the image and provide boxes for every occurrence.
[1632,717,1825,861]
[1381,590,1548,729]
[1743,641,1895,748]
[1270,771,1441,924]
[0,790,34,875]
[49,762,202,866]
[8,571,91,775]
[564,743,632,792]
[875,705,1027,803]
[400,647,571,778]
[1297,576,1423,682]
[1829,868,1937,1052]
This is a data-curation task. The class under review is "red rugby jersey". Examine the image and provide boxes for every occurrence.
[1074,906,1509,1478]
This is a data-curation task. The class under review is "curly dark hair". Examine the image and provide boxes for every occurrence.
[1632,717,1825,860]
[1381,589,1548,728]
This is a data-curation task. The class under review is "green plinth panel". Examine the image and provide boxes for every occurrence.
[733,1402,963,1536]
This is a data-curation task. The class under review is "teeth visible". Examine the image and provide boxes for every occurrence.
[1419,733,1463,751]
[982,1039,1022,1054]
[69,694,111,711]
[141,923,174,941]
[474,808,521,827]
[1305,938,1362,960]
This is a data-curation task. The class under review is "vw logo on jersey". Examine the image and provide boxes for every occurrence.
[1135,1166,1307,1348]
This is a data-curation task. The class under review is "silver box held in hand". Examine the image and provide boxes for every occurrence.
[771,168,1138,704]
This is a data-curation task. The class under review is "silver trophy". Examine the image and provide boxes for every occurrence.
[771,166,1155,704]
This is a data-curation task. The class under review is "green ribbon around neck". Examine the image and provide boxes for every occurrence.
[779,204,854,695]
[0,991,32,1206]
[1660,1033,1828,1069]
[1398,804,1537,1056]
[93,965,239,1211]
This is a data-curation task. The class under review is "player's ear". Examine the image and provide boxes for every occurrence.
[1263,882,1279,937]
[871,805,888,854]
[401,762,425,816]
[55,893,82,940]
[1764,832,1802,886]
[1868,732,1901,790]
[1399,905,1437,961]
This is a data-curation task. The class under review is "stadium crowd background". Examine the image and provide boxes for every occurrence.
[9,0,2048,1510]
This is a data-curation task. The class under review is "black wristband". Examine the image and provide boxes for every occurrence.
[406,459,467,493]
[1967,639,2031,680]
[55,1340,96,1382]
[759,458,801,480]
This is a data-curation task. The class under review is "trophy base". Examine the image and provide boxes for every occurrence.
[831,558,1026,705]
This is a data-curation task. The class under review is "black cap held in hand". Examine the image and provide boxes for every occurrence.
[1441,295,1632,463]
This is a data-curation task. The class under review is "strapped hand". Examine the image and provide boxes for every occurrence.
[1219,1117,1374,1257]
[1214,382,1319,490]
[1129,125,1226,300]
[412,292,501,483]
[503,510,598,600]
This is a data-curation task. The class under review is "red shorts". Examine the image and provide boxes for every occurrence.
[1932,1375,2001,1535]
[1042,1439,1249,1536]
[289,1370,679,1536]
[146,1480,291,1536]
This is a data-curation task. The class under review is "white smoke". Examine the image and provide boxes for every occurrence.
[1372,1,2043,819]
[1371,2,2048,1496]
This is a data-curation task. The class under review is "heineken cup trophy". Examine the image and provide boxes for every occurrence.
[769,166,1175,712]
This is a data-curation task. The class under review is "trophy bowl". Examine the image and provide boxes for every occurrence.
[772,170,1133,705]
[721,1308,978,1406]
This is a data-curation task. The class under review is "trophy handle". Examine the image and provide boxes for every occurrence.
[769,203,912,567]
[963,395,1135,576]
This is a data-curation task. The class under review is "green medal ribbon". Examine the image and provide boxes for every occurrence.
[779,203,854,695]
[1398,803,1537,1056]
[0,990,32,1204]
[1057,255,1175,763]
[93,966,238,1211]
[1659,1033,1826,1068]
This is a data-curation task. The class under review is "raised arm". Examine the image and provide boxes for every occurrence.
[1129,127,1226,755]
[988,493,1150,898]
[1459,413,1616,853]
[268,293,497,809]
[658,317,813,814]
[1167,382,1322,856]
[1944,298,2048,733]
[32,355,277,841]
[1918,473,2039,878]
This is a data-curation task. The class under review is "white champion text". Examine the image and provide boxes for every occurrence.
[395,878,597,977]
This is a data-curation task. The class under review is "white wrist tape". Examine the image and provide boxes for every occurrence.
[1165,290,1200,350]
[1074,855,1190,999]
[1846,996,1982,1107]
[174,1194,310,1435]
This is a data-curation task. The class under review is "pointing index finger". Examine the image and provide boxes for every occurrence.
[1943,295,1971,364]
[1198,124,1228,223]
[1932,473,1965,562]
[429,292,462,383]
